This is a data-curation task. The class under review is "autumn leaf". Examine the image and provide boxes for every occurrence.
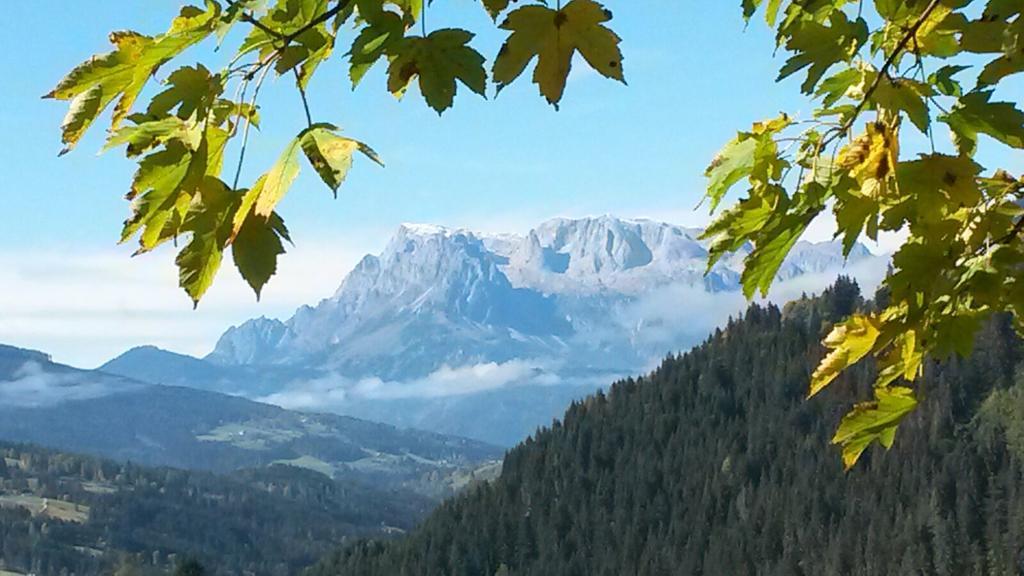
[348,9,404,87]
[387,29,487,114]
[299,123,383,195]
[832,386,917,470]
[175,176,237,306]
[940,90,1024,155]
[492,0,624,107]
[233,211,290,299]
[252,135,303,219]
[809,314,882,398]
[45,2,221,154]
[482,0,517,20]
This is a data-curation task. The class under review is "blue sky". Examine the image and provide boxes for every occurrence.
[0,2,1019,367]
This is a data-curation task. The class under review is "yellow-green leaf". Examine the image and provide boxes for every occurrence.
[45,2,220,153]
[940,90,1024,155]
[233,211,290,299]
[810,314,882,397]
[253,136,304,219]
[492,0,624,107]
[175,176,237,306]
[387,28,487,114]
[832,386,917,470]
[299,123,383,195]
[704,137,759,212]
[348,10,404,88]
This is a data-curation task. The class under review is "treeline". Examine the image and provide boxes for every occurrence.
[0,443,432,575]
[311,278,1024,575]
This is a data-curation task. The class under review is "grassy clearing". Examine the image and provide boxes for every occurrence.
[80,481,117,495]
[272,456,338,478]
[0,494,89,523]
[196,420,305,450]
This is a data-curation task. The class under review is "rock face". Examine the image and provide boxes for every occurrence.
[205,317,290,365]
[110,216,882,445]
[209,224,570,378]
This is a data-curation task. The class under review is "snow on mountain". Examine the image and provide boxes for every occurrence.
[135,215,883,445]
[209,223,570,375]
[503,216,732,294]
[211,216,878,374]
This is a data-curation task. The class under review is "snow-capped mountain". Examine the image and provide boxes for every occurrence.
[108,216,884,445]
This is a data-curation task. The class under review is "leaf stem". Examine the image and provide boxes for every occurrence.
[233,62,273,190]
[224,0,352,185]
[294,70,314,128]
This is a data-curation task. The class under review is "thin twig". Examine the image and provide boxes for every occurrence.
[821,0,943,148]
[228,0,348,45]
[223,0,351,185]
[232,62,273,190]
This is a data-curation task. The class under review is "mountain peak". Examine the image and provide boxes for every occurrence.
[206,317,290,366]
[189,215,882,404]
[397,223,467,237]
[0,344,52,365]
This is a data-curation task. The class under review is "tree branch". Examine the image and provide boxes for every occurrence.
[823,0,943,146]
[223,0,352,183]
[227,0,351,47]
[998,215,1024,245]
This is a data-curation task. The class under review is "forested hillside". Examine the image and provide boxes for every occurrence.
[311,278,1024,576]
[0,443,432,576]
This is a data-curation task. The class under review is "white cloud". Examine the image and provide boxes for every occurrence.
[613,256,890,367]
[258,359,559,410]
[0,238,372,368]
[0,361,131,408]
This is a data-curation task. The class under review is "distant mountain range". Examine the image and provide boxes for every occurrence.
[101,215,883,446]
[0,344,500,499]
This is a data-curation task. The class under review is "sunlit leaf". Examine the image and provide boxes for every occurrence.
[833,386,917,470]
[45,2,221,153]
[492,0,624,107]
[940,90,1024,155]
[299,123,384,195]
[809,314,882,398]
[387,28,487,113]
[253,134,304,218]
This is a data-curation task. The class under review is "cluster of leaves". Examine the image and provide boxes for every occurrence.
[47,0,626,304]
[703,0,1024,468]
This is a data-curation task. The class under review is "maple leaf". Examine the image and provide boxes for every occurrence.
[832,386,917,470]
[940,90,1024,155]
[492,0,624,107]
[45,2,221,154]
[810,314,883,398]
[387,29,487,114]
[300,123,383,195]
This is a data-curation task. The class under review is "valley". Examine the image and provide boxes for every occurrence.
[0,442,437,575]
[0,345,502,500]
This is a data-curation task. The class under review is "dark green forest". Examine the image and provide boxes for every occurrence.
[311,278,1024,576]
[0,444,432,575]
